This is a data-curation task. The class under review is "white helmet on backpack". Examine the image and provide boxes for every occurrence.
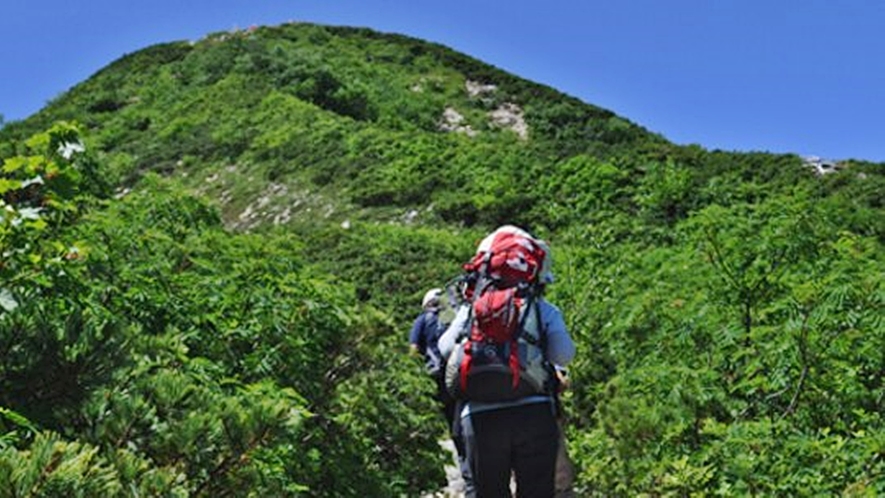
[475,225,555,284]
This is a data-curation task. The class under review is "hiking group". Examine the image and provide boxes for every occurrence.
[409,225,576,498]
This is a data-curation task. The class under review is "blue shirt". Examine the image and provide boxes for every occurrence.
[409,309,443,369]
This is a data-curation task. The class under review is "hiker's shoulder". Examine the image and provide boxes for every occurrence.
[537,298,563,315]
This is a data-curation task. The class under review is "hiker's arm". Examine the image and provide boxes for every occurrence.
[408,314,425,354]
[541,301,576,366]
[438,304,469,358]
[554,365,570,392]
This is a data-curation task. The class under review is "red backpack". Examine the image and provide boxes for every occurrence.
[445,227,554,402]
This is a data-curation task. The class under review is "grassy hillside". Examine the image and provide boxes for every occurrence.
[1,23,666,231]
[1,22,883,496]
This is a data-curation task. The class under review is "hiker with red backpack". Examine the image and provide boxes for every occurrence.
[438,225,576,498]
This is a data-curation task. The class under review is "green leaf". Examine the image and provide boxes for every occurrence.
[0,406,36,432]
[1,156,27,174]
[0,178,20,195]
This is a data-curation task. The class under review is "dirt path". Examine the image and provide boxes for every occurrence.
[422,439,523,497]
[421,439,466,498]
[422,434,576,497]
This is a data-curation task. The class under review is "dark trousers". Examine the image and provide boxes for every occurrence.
[437,377,475,495]
[462,402,558,498]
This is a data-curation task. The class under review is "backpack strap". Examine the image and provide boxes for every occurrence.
[510,288,534,342]
[520,289,557,394]
[512,284,545,343]
[508,287,541,389]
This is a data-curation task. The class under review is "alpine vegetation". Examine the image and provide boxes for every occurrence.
[0,22,882,496]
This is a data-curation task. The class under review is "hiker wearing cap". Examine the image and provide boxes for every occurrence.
[410,288,476,496]
[409,288,445,370]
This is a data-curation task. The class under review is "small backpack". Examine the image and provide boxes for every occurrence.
[444,226,555,402]
[421,311,445,378]
[424,292,457,379]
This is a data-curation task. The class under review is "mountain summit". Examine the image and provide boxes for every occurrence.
[3,22,669,231]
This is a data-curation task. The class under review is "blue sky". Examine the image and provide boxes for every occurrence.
[3,1,884,162]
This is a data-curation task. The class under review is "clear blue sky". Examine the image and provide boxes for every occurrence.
[3,1,884,162]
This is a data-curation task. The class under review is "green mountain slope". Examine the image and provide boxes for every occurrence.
[1,22,883,496]
[3,22,666,231]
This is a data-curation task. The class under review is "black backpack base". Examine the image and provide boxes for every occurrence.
[445,340,552,403]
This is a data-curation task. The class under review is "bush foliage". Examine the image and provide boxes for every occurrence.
[1,22,883,496]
